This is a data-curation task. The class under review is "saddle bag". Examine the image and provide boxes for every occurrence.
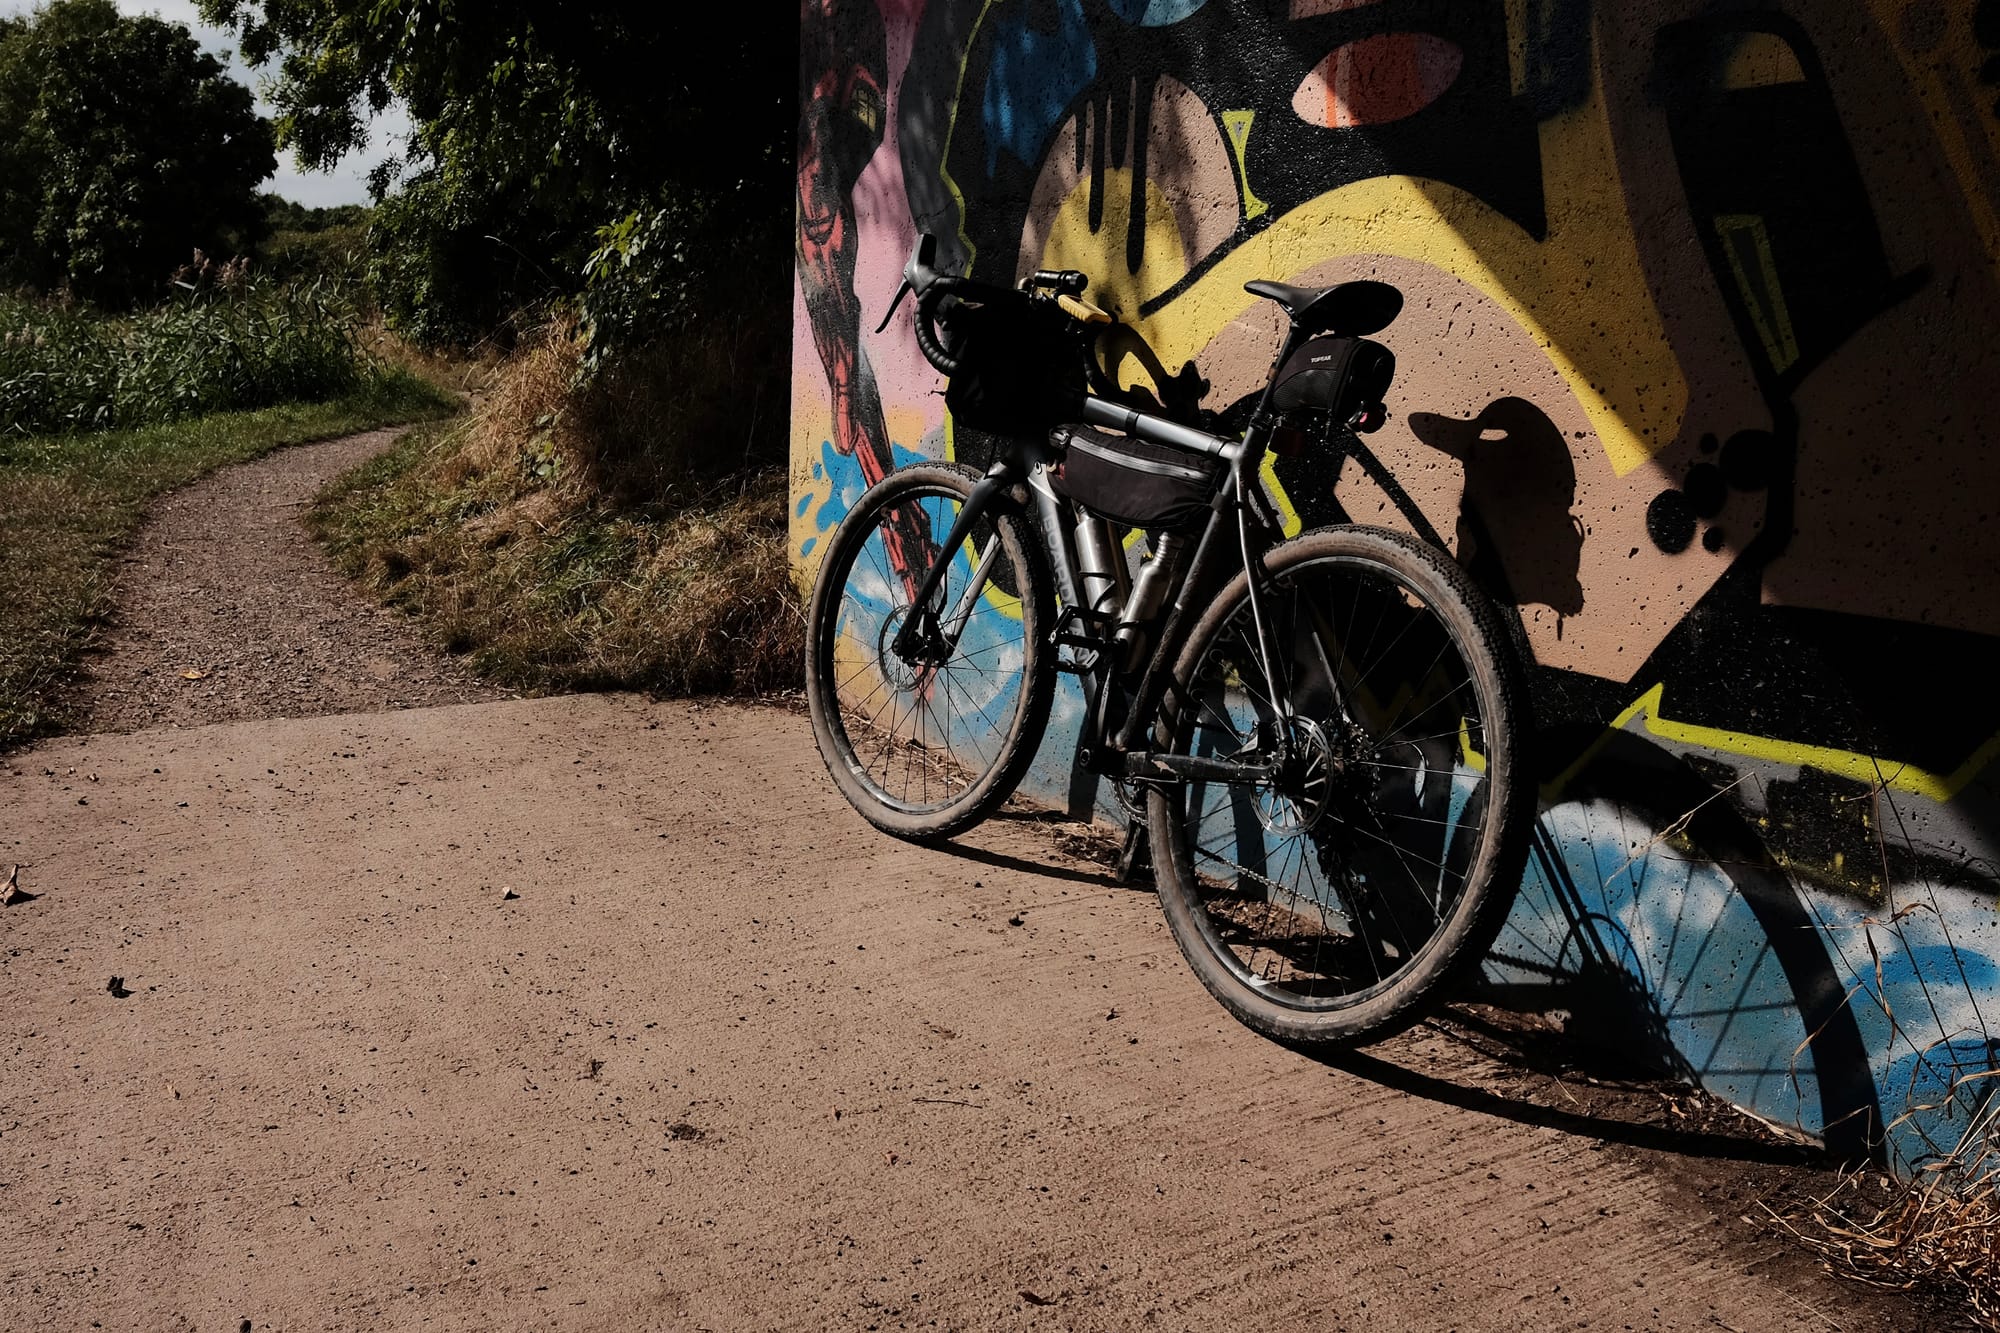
[1269,335,1396,423]
[1050,425,1221,532]
[941,297,1085,436]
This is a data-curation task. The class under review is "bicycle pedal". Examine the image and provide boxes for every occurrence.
[1115,820,1152,885]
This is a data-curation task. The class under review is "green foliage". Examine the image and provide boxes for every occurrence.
[260,224,370,286]
[0,278,376,436]
[200,2,795,352]
[259,195,369,236]
[0,0,277,306]
[258,194,372,285]
[578,193,791,374]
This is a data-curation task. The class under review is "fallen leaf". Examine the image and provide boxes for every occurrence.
[180,670,208,681]
[107,976,131,999]
[1,865,34,907]
[1019,1291,1053,1307]
[500,886,520,902]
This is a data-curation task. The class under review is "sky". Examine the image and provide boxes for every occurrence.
[0,0,404,206]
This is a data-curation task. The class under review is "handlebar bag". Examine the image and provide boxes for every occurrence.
[1050,425,1221,532]
[940,297,1084,436]
[1269,335,1395,421]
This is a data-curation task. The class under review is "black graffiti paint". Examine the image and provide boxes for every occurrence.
[899,0,1546,307]
[1977,0,2000,120]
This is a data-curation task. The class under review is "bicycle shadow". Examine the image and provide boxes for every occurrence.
[953,807,1144,890]
[1310,1006,1830,1170]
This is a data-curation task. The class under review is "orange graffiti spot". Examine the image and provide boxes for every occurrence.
[1291,32,1463,129]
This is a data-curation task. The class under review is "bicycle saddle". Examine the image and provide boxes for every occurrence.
[1245,278,1403,337]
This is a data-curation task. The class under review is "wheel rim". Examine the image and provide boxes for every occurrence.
[819,484,1033,818]
[1170,552,1501,1011]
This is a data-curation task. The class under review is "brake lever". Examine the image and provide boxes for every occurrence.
[873,278,914,334]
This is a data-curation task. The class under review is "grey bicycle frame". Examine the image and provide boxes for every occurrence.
[891,325,1318,789]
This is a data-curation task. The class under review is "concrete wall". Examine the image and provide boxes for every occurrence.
[792,0,2000,1176]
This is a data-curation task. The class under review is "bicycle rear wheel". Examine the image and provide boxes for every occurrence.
[1146,525,1532,1045]
[806,462,1055,840]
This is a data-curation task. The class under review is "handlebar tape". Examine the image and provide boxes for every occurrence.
[913,287,960,377]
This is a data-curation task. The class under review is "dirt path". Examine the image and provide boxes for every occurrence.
[0,437,1950,1329]
[81,427,502,734]
[0,694,1952,1332]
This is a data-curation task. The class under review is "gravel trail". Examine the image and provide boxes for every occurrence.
[80,427,502,733]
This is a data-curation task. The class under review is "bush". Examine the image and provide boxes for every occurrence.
[0,277,373,435]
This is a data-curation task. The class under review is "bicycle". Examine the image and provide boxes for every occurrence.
[805,234,1534,1046]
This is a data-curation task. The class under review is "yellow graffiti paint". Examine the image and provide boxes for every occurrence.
[1714,214,1801,373]
[1258,451,1303,539]
[1036,167,1191,313]
[1099,165,1684,476]
[1862,0,2000,280]
[1720,30,1807,89]
[1220,110,1271,221]
[1548,682,2000,805]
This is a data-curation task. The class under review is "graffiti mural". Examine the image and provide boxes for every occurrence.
[791,0,2000,1177]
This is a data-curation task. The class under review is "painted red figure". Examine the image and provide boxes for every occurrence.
[798,0,936,609]
[798,0,889,481]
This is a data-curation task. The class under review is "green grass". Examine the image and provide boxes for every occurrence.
[0,370,459,747]
[1,279,372,437]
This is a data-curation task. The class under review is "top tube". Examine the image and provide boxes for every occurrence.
[1078,397,1241,463]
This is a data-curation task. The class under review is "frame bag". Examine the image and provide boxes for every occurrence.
[1050,425,1220,532]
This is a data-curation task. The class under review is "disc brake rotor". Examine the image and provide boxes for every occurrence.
[1255,716,1337,837]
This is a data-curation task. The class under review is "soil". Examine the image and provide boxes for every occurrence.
[0,433,1966,1331]
[79,427,503,734]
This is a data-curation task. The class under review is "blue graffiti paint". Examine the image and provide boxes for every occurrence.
[821,487,1034,786]
[1487,795,2000,1175]
[809,439,933,540]
[982,0,1097,179]
[1107,0,1209,26]
[795,491,814,518]
[1813,906,2000,1176]
[1882,1036,2000,1176]
[1490,802,1824,1134]
[801,537,817,558]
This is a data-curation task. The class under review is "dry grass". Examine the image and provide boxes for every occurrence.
[311,319,799,698]
[357,323,508,400]
[1768,1152,1999,1327]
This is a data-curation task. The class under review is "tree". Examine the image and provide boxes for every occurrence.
[197,2,797,347]
[0,0,277,306]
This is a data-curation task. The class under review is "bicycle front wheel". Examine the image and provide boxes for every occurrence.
[806,462,1055,841]
[1147,525,1532,1045]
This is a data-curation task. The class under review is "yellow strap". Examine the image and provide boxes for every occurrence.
[1056,293,1113,324]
